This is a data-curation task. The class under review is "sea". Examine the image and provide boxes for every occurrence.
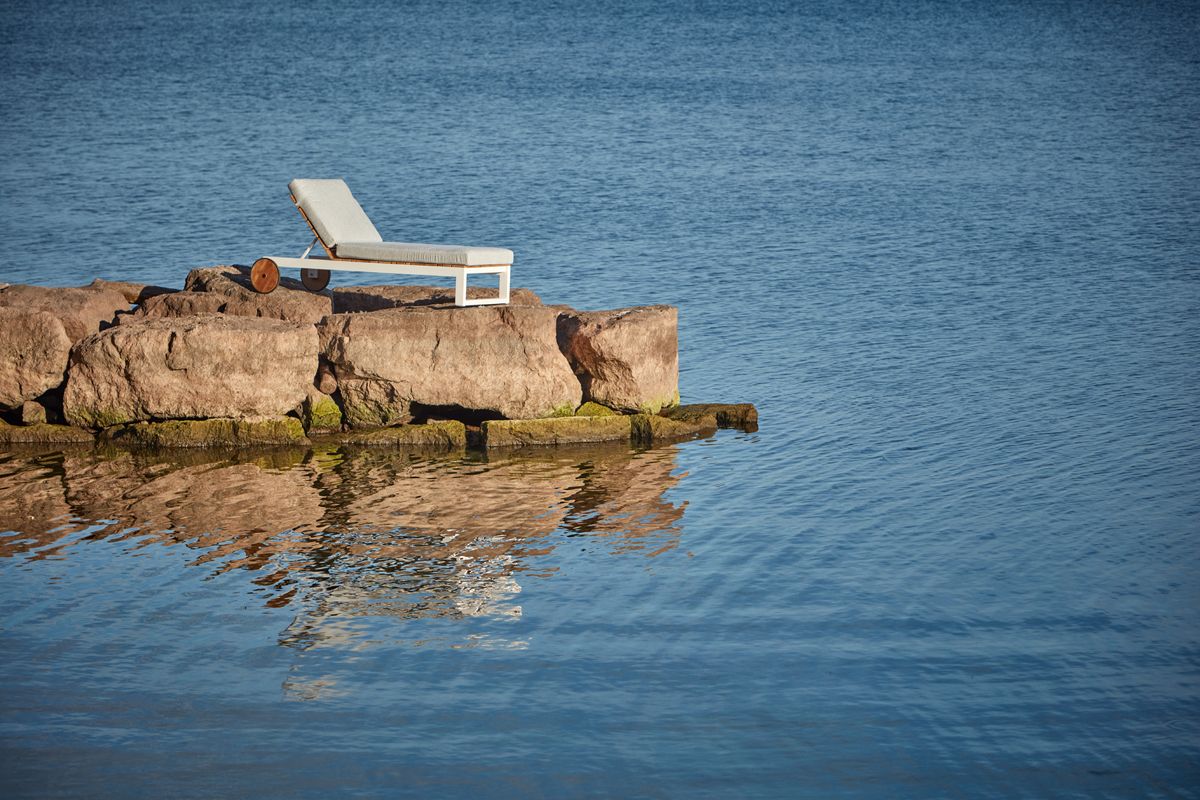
[1,0,1198,797]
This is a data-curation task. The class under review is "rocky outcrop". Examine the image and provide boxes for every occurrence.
[63,315,318,428]
[184,264,332,323]
[319,305,581,427]
[331,285,543,313]
[0,308,73,411]
[0,284,129,343]
[0,273,727,453]
[557,305,679,415]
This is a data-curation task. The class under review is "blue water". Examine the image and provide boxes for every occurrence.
[2,0,1199,796]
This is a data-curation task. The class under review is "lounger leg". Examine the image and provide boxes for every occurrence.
[455,273,467,307]
[499,267,510,305]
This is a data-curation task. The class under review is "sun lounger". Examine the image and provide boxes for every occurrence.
[250,179,512,307]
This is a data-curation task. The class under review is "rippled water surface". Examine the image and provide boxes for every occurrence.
[2,0,1198,797]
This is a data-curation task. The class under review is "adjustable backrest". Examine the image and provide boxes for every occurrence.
[288,179,383,247]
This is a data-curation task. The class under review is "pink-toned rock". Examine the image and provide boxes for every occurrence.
[122,291,227,323]
[318,305,581,427]
[185,265,332,323]
[121,290,330,325]
[0,284,129,343]
[314,360,338,395]
[0,307,73,411]
[556,305,679,414]
[21,400,48,425]
[82,279,176,305]
[331,285,543,313]
[64,314,319,428]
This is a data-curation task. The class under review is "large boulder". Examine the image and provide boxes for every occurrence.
[64,314,319,428]
[556,305,679,415]
[0,284,129,343]
[331,285,543,313]
[185,264,332,323]
[0,307,73,411]
[318,305,582,427]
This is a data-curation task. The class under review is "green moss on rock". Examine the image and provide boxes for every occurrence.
[107,417,310,448]
[483,416,632,448]
[630,413,716,444]
[664,402,757,428]
[633,389,681,416]
[304,395,342,432]
[343,403,409,429]
[321,420,467,448]
[576,401,620,417]
[69,408,135,429]
[539,402,578,419]
[0,422,96,445]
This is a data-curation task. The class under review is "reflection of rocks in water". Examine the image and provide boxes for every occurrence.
[275,454,582,650]
[0,449,76,558]
[556,444,687,556]
[0,440,688,648]
[62,447,325,571]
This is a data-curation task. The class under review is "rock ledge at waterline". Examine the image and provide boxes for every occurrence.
[0,268,757,449]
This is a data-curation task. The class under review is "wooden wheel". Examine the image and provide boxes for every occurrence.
[250,258,279,293]
[301,267,331,292]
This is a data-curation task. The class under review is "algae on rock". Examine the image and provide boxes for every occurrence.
[483,416,632,448]
[105,417,310,448]
[321,420,467,448]
[664,403,757,428]
[630,413,716,445]
[0,421,96,445]
[575,401,619,417]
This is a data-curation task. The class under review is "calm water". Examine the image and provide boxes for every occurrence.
[2,0,1199,796]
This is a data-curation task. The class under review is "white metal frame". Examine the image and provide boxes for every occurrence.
[270,198,511,307]
[270,254,511,307]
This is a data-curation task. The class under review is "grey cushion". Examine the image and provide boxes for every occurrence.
[335,241,514,266]
[289,179,382,247]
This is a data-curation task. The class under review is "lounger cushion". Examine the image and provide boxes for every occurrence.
[289,179,382,247]
[334,241,514,266]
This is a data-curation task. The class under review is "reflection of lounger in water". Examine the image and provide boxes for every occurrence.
[250,179,513,307]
